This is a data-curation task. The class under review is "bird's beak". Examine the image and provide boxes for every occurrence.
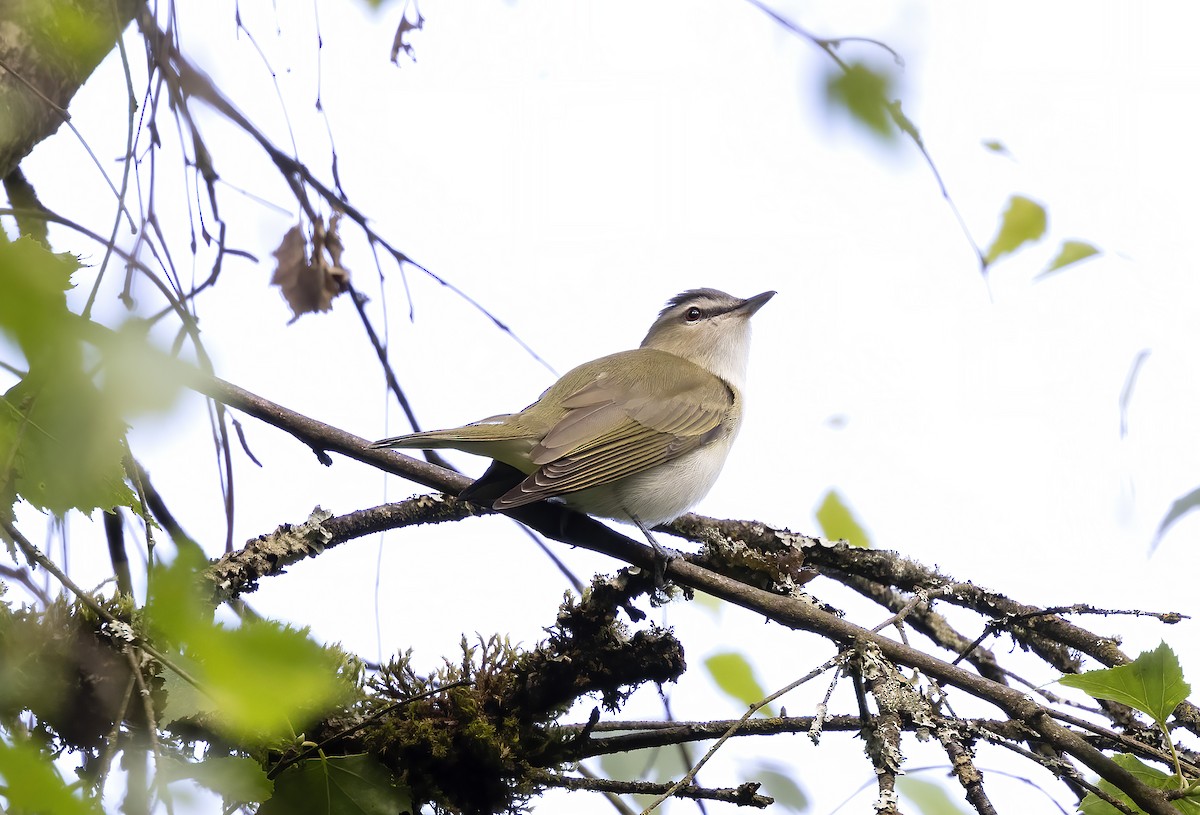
[735,290,776,317]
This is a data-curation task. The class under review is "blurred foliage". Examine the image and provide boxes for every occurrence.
[147,546,356,742]
[898,776,970,815]
[159,754,273,803]
[749,761,809,812]
[981,139,1011,156]
[0,738,101,815]
[705,651,775,717]
[0,237,76,355]
[815,489,871,548]
[1152,485,1200,552]
[0,598,134,751]
[2,361,137,515]
[692,588,725,616]
[1039,239,1100,277]
[599,743,692,812]
[825,61,898,140]
[984,195,1047,266]
[598,744,657,785]
[0,238,141,516]
[99,321,186,414]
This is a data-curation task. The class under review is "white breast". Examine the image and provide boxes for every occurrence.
[562,422,738,526]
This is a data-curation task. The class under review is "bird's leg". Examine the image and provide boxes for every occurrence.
[629,513,675,590]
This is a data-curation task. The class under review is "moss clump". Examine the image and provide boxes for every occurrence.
[311,573,685,814]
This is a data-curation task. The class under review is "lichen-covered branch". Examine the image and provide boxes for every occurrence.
[530,770,773,809]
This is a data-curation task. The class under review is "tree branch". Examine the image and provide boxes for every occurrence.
[654,554,1183,815]
[530,770,773,809]
[69,318,1199,815]
[669,513,1200,736]
[0,0,145,178]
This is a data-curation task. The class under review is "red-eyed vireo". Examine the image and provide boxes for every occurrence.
[372,288,774,547]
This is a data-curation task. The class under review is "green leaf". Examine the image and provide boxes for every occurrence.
[0,738,101,815]
[898,776,970,815]
[159,620,353,742]
[1059,642,1191,725]
[160,754,273,803]
[160,656,210,727]
[258,755,411,815]
[202,621,353,738]
[983,195,1047,266]
[1,361,136,516]
[148,550,353,741]
[0,237,78,357]
[1152,485,1200,551]
[145,545,213,641]
[1038,240,1101,278]
[981,139,1010,156]
[705,652,773,716]
[1079,754,1200,815]
[815,489,871,548]
[0,244,181,517]
[0,243,181,516]
[749,763,809,812]
[692,590,725,617]
[100,321,185,414]
[825,62,896,139]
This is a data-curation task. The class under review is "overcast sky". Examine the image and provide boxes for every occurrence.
[11,1,1200,812]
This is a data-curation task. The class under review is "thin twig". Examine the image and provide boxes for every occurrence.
[0,56,135,230]
[533,770,772,809]
[83,0,142,319]
[136,15,555,373]
[0,517,207,696]
[741,0,985,271]
[265,679,472,781]
[574,764,639,815]
[638,653,844,813]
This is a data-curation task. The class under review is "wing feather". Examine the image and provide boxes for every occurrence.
[496,351,735,508]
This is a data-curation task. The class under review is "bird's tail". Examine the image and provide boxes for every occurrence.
[371,417,534,470]
[370,428,469,450]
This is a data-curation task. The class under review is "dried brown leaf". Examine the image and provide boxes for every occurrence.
[391,12,425,64]
[270,222,350,323]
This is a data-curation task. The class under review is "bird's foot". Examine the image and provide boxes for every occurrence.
[630,514,678,595]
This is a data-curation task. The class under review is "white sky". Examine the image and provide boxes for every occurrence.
[9,1,1200,813]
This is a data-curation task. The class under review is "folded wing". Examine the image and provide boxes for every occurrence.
[493,351,733,509]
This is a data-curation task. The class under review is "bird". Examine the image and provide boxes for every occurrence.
[372,288,774,555]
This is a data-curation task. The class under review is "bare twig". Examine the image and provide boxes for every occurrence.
[0,55,134,228]
[742,0,985,271]
[0,517,207,696]
[39,318,1198,815]
[532,770,772,809]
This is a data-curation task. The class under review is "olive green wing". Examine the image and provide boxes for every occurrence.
[493,351,733,509]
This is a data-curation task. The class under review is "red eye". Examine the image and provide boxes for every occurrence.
[685,307,702,322]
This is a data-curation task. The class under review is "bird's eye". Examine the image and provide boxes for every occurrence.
[684,307,703,323]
